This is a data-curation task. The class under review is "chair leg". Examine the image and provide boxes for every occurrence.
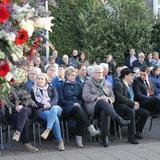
[33,123,36,147]
[149,116,153,131]
[37,123,41,145]
[113,120,118,140]
[118,125,122,140]
[61,121,65,143]
[7,125,11,145]
[65,121,69,144]
[0,124,3,150]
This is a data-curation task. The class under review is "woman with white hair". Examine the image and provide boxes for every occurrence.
[30,73,65,151]
[82,65,130,147]
[99,63,113,86]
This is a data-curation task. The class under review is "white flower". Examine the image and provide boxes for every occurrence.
[5,72,14,81]
[12,3,35,22]
[33,17,54,32]
[19,20,35,37]
[0,51,5,59]
[0,31,15,41]
[7,32,16,41]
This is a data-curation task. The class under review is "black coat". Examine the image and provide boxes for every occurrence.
[113,79,135,108]
[133,77,155,103]
[58,81,83,114]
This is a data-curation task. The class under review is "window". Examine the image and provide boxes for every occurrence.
[153,0,160,15]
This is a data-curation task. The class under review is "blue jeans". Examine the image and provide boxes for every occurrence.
[37,105,62,142]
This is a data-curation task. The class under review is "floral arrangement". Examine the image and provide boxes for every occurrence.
[0,0,54,108]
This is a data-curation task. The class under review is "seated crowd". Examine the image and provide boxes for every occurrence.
[0,48,160,152]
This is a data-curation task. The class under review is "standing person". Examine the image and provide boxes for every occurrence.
[58,67,100,147]
[125,48,137,69]
[78,51,89,66]
[31,73,65,151]
[113,68,149,144]
[82,65,130,147]
[105,54,117,76]
[132,52,147,69]
[69,49,79,68]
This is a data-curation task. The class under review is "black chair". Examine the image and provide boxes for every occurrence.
[149,113,159,131]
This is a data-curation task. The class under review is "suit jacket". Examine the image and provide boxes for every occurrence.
[133,77,155,103]
[113,79,135,108]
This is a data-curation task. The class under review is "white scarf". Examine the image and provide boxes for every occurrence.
[33,84,50,104]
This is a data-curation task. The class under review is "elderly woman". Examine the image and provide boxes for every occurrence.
[30,73,64,151]
[82,65,130,147]
[58,67,100,147]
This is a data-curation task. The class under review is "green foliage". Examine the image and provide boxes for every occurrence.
[151,22,160,52]
[50,0,154,64]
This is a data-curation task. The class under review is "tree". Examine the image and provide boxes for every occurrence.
[50,0,154,64]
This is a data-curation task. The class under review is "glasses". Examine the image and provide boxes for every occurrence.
[95,72,103,74]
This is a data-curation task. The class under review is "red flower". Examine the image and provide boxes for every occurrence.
[15,29,29,45]
[29,37,40,61]
[0,60,10,77]
[0,0,10,4]
[0,5,10,23]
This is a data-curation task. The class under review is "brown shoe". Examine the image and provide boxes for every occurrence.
[24,143,39,152]
[41,128,51,139]
[57,140,65,151]
[12,131,21,142]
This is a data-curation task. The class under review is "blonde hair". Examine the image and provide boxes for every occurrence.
[65,66,77,77]
[37,73,49,83]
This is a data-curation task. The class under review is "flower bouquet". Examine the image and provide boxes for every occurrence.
[0,0,54,109]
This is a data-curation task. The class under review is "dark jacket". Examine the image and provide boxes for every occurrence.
[133,77,155,103]
[132,60,147,69]
[58,81,82,113]
[113,79,135,108]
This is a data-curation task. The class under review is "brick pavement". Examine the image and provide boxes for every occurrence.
[0,117,160,160]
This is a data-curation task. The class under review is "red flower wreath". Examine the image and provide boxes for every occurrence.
[15,29,29,45]
[0,60,10,77]
[0,5,10,23]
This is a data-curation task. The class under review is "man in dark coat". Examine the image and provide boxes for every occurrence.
[113,68,149,144]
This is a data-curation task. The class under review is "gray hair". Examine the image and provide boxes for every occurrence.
[92,65,103,74]
[99,63,109,70]
[87,65,93,76]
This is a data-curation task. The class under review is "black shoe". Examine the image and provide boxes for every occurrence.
[128,136,139,144]
[100,134,109,147]
[116,117,131,126]
[135,132,143,139]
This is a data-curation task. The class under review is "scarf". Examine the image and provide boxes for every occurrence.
[33,84,50,104]
[91,77,108,96]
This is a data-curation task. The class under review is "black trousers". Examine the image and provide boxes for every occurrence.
[12,107,32,144]
[141,96,160,113]
[135,108,149,133]
[67,104,90,136]
[114,105,149,136]
[94,99,119,135]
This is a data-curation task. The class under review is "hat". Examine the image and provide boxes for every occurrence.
[120,68,134,78]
